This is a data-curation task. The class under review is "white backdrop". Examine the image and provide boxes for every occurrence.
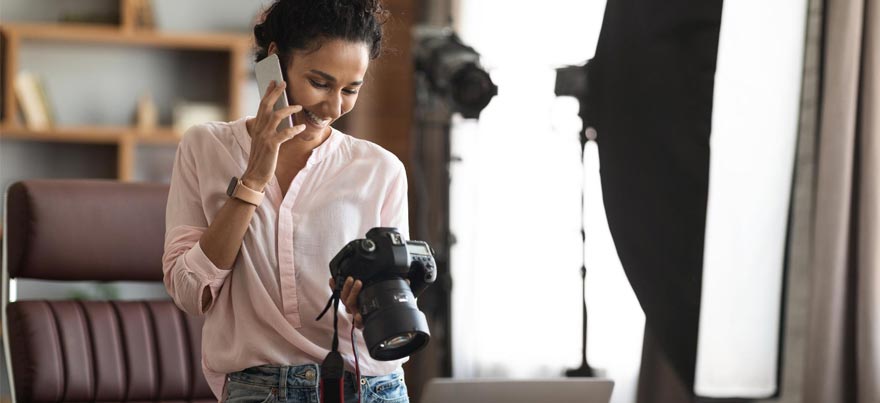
[449,2,646,403]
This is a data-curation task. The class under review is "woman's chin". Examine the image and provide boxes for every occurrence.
[295,129,320,142]
[297,125,330,142]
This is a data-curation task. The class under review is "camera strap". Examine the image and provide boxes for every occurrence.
[320,350,344,403]
[315,283,365,403]
[316,289,341,351]
[316,287,349,403]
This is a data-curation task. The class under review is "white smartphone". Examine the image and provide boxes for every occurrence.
[254,53,294,130]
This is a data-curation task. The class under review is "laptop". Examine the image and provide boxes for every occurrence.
[420,378,614,403]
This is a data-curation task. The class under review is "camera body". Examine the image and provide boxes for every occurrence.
[329,227,437,360]
[330,227,436,298]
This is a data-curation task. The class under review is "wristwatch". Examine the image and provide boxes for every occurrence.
[226,176,264,206]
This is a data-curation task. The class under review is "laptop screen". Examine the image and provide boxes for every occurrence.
[421,378,614,403]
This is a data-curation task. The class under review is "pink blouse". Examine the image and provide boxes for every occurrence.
[161,116,409,399]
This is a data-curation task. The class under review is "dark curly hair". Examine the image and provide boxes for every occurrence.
[253,0,388,63]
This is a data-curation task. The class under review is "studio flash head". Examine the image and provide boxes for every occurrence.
[414,27,498,119]
[555,59,595,129]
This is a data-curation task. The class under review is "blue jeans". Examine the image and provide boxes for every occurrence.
[223,364,409,403]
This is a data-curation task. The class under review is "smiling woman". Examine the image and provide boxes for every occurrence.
[161,1,414,403]
[260,39,370,143]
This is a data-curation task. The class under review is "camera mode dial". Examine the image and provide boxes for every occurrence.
[360,239,377,253]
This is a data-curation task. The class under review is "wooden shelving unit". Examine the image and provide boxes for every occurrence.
[0,0,252,181]
[0,23,252,50]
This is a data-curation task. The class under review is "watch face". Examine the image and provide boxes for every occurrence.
[227,177,239,197]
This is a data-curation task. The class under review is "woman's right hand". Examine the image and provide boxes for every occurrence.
[241,80,306,191]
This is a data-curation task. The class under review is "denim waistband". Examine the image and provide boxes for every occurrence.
[229,364,322,389]
[228,364,399,390]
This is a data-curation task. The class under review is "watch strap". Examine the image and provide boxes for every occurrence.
[227,177,264,206]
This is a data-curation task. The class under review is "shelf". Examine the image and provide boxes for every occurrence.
[0,125,126,144]
[0,7,249,182]
[0,23,251,51]
[134,128,183,144]
[0,124,181,145]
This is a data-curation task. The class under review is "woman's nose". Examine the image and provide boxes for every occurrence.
[324,92,343,119]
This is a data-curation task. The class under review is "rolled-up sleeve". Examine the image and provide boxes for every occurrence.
[162,130,231,315]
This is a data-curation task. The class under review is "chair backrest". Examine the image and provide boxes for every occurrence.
[2,180,214,403]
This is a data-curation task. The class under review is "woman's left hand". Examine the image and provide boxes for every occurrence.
[330,277,364,329]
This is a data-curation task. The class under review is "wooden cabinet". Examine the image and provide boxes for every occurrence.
[0,1,251,181]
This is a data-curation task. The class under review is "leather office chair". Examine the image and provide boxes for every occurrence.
[2,180,214,402]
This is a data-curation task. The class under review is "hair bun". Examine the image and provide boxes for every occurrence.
[253,0,387,62]
[253,24,266,43]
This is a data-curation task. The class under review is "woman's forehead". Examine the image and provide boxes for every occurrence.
[290,39,370,79]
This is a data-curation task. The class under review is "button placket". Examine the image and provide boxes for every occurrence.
[277,164,314,327]
[278,203,301,326]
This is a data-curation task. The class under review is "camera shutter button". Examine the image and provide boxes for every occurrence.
[361,239,376,253]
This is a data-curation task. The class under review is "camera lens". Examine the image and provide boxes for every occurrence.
[359,278,431,361]
[380,333,416,349]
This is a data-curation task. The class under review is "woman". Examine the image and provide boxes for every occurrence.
[162,1,410,402]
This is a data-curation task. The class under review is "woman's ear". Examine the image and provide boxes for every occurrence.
[268,41,278,56]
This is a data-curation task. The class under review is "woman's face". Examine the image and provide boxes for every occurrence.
[279,39,370,142]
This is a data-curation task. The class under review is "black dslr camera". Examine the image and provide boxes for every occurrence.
[329,227,437,361]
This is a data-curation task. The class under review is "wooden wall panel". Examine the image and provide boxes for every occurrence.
[339,0,415,168]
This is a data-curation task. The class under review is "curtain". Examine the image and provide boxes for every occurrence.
[587,0,723,393]
[803,0,880,402]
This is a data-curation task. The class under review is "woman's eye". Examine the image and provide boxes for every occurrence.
[309,79,329,89]
[310,78,357,95]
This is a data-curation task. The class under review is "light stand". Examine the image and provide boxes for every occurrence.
[410,69,455,377]
[566,125,597,378]
[411,26,498,378]
[557,60,597,378]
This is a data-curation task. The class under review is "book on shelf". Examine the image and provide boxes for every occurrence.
[134,0,156,30]
[136,91,158,134]
[173,101,225,136]
[14,71,54,130]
